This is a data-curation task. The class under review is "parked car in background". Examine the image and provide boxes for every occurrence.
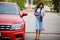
[0,2,27,40]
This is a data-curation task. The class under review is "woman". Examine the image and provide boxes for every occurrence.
[34,2,45,40]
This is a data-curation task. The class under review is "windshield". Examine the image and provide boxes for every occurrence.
[0,3,19,14]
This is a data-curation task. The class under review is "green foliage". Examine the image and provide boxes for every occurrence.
[33,0,41,5]
[52,0,60,12]
[0,0,25,10]
[0,0,5,2]
[16,0,25,10]
[33,0,52,6]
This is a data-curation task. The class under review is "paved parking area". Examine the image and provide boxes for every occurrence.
[25,33,60,40]
[23,12,60,40]
[23,12,60,33]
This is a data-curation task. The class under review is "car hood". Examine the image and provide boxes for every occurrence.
[0,14,23,24]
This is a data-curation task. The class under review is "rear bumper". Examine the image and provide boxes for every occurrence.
[0,29,25,40]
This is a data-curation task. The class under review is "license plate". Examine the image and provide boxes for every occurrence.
[0,32,1,37]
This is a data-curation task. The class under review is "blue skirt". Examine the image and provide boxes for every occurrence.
[35,18,43,31]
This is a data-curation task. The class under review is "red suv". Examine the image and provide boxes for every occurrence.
[0,2,27,40]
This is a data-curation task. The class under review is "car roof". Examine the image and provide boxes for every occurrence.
[0,2,17,4]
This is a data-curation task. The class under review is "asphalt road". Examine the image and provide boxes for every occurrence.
[23,12,60,40]
[25,33,60,40]
[23,12,60,33]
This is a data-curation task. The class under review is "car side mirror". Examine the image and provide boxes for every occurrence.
[20,11,28,17]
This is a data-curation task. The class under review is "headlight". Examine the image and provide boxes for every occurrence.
[10,23,24,30]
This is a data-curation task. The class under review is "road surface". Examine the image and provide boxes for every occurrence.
[23,12,60,33]
[24,12,60,40]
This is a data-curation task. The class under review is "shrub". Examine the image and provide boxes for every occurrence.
[16,0,25,10]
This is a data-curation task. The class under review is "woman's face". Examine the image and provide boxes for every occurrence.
[39,4,43,8]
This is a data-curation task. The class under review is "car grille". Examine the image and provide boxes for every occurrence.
[0,25,11,30]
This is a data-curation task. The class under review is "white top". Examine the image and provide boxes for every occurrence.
[36,8,45,16]
[34,8,45,18]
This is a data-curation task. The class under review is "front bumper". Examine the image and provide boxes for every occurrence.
[0,29,25,40]
[0,37,11,40]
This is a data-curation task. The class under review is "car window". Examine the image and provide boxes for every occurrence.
[0,3,20,15]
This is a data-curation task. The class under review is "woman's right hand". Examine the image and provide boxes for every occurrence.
[39,14,42,17]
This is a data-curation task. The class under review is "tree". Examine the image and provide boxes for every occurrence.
[15,0,25,10]
[0,0,5,2]
[33,0,41,5]
[52,0,60,12]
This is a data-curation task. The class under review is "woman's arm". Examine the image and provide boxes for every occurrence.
[40,8,45,17]
[42,8,45,16]
[34,8,40,16]
[34,12,39,16]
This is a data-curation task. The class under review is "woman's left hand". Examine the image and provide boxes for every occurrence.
[42,28,44,31]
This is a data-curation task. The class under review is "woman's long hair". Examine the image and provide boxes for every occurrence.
[35,2,44,12]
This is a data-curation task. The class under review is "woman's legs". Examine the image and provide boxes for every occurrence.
[36,30,41,40]
[39,30,41,39]
[35,18,43,40]
[36,30,38,39]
